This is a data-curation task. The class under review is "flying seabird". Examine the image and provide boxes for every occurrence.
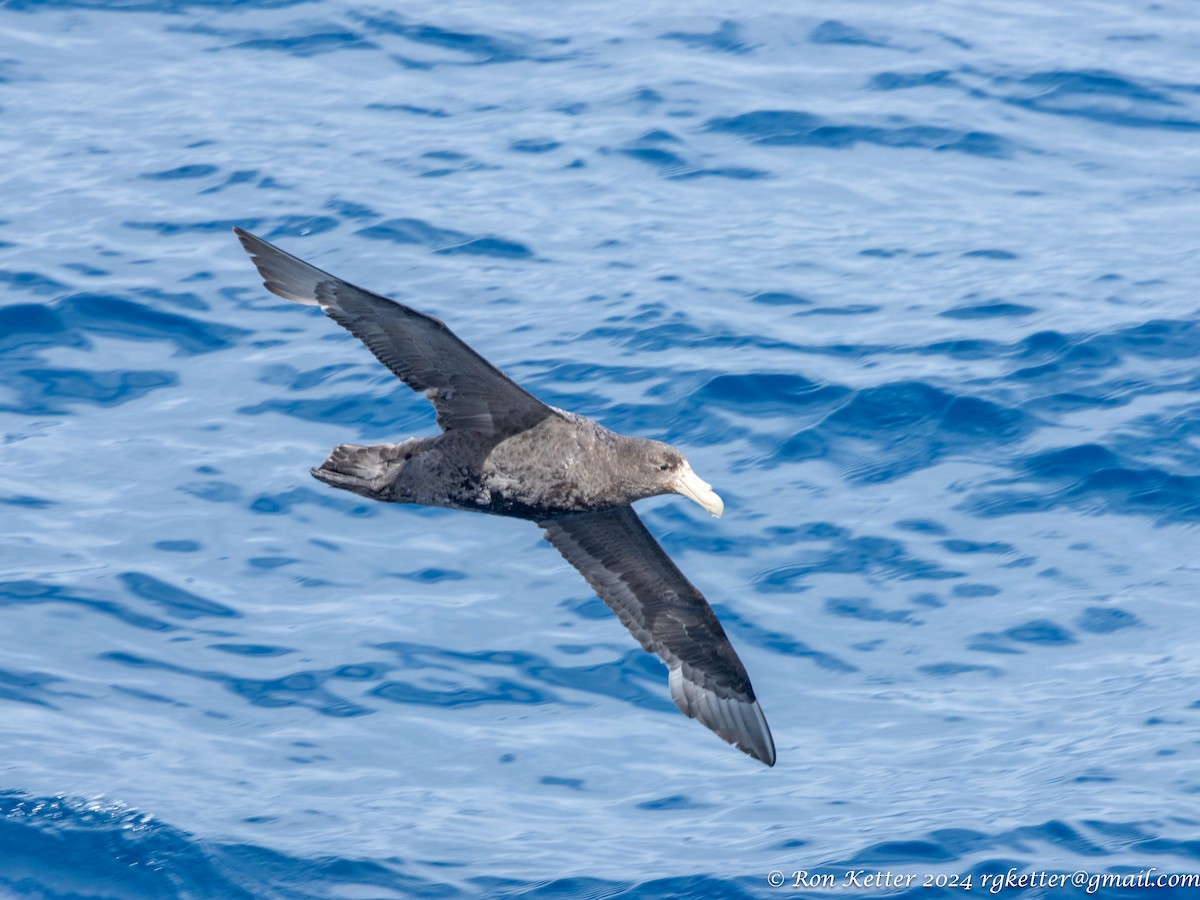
[235,228,776,766]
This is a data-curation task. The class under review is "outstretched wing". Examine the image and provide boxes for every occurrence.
[539,506,775,766]
[235,228,555,435]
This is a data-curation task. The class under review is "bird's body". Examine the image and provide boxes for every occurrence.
[235,227,776,766]
[317,413,683,518]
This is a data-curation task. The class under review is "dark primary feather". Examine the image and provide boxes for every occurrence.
[234,227,553,435]
[540,506,776,766]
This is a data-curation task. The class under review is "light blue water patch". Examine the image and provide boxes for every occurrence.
[3,1,1200,897]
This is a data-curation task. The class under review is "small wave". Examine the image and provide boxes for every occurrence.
[356,217,533,259]
[706,109,1015,157]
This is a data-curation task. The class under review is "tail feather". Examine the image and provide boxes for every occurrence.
[311,442,412,498]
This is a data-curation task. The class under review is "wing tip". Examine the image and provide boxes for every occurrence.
[744,700,777,767]
[231,225,264,260]
[725,694,776,766]
[669,664,777,767]
[232,226,323,306]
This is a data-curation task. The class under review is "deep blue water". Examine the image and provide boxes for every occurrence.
[3,1,1200,897]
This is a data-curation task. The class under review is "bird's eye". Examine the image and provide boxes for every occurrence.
[658,462,671,471]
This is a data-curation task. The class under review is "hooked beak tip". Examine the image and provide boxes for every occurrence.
[673,465,724,518]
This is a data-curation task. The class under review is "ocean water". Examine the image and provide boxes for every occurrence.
[2,0,1200,897]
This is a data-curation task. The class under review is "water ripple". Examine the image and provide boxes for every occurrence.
[707,110,1015,157]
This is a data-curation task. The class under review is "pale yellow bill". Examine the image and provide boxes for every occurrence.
[673,462,724,518]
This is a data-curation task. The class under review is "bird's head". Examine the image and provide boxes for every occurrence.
[637,441,724,518]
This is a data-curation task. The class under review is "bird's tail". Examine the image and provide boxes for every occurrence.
[310,440,427,499]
